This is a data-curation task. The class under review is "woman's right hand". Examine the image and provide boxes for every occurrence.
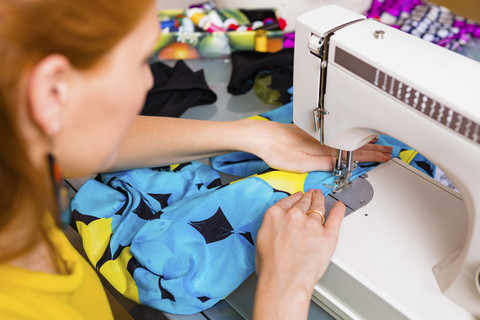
[253,189,345,320]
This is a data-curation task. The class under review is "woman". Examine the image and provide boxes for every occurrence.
[0,0,392,318]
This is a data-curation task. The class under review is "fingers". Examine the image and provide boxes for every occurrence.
[324,201,345,234]
[273,191,303,211]
[354,145,392,163]
[292,189,314,214]
[272,189,343,232]
[360,143,393,153]
[305,189,326,224]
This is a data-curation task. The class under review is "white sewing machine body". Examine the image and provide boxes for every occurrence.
[293,6,480,320]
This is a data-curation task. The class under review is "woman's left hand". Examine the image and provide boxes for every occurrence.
[242,120,393,173]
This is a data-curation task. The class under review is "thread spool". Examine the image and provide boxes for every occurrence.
[223,18,238,29]
[198,16,225,32]
[252,21,264,30]
[207,10,224,27]
[186,8,205,26]
[182,17,194,32]
[255,29,267,52]
[160,19,176,30]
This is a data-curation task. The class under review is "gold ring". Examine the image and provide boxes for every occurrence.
[305,209,325,224]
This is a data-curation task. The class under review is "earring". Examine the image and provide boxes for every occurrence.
[47,153,69,218]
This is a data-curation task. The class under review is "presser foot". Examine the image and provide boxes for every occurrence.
[323,173,373,219]
[333,177,352,193]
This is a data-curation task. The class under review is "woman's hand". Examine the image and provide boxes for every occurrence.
[110,117,392,173]
[253,189,345,320]
[241,120,392,173]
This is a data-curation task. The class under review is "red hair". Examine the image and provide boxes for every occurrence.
[0,0,154,262]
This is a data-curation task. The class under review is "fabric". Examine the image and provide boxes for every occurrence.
[70,154,379,314]
[227,48,294,104]
[70,165,376,315]
[283,32,295,49]
[253,72,283,105]
[141,60,217,117]
[366,0,480,51]
[0,213,113,320]
[70,97,436,315]
[211,97,436,179]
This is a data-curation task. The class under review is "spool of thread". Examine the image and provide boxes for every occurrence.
[182,17,195,32]
[186,8,205,26]
[251,21,264,30]
[255,29,267,52]
[223,18,238,29]
[160,19,179,31]
[263,17,275,25]
[160,19,175,30]
[207,10,224,27]
[190,12,205,26]
[198,16,225,32]
[226,24,238,31]
[208,23,225,32]
[188,1,215,11]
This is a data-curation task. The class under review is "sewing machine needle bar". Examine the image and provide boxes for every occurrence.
[336,149,343,171]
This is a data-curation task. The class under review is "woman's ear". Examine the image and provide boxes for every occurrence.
[27,54,72,137]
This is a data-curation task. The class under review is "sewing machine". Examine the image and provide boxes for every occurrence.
[293,5,480,319]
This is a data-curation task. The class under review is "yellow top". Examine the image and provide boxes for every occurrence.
[0,214,113,320]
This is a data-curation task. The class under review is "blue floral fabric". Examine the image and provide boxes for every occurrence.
[70,93,435,315]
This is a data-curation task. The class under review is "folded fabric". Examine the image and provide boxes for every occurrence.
[227,48,294,104]
[71,157,377,314]
[141,60,217,117]
[253,72,283,105]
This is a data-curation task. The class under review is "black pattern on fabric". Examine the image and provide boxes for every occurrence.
[96,237,114,270]
[150,210,163,220]
[127,257,142,277]
[159,277,176,302]
[239,232,255,246]
[71,209,98,225]
[197,296,211,303]
[206,178,222,189]
[133,198,154,220]
[148,193,171,209]
[189,207,234,244]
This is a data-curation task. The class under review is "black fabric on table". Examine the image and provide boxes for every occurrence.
[227,48,294,104]
[141,60,217,118]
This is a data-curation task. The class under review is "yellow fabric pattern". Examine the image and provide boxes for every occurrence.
[0,214,113,320]
[75,217,112,266]
[170,164,181,170]
[233,170,308,195]
[99,246,140,302]
[399,149,418,164]
[247,115,269,121]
